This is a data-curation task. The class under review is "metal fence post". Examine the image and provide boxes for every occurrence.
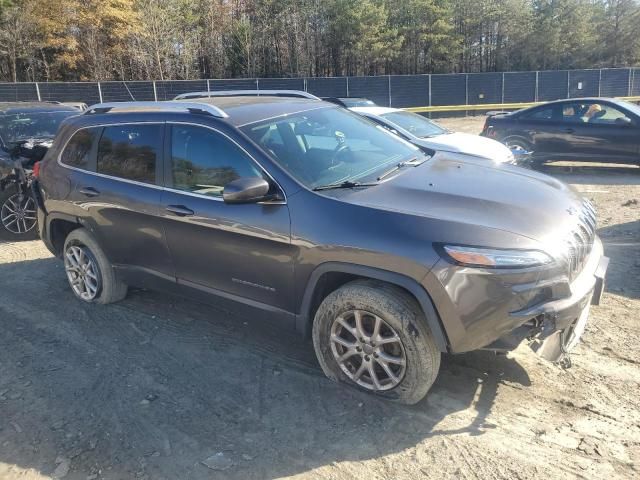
[598,69,602,97]
[465,73,469,105]
[388,75,392,107]
[153,81,158,101]
[629,68,633,96]
[207,79,211,92]
[535,71,539,102]
[346,76,349,97]
[35,82,41,101]
[566,71,570,98]
[428,74,432,106]
[303,78,307,92]
[501,72,505,104]
[97,82,103,103]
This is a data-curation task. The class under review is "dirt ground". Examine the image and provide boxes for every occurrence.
[1,116,639,480]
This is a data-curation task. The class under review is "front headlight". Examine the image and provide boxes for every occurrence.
[441,245,553,268]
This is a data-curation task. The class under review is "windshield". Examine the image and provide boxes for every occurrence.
[241,106,428,189]
[0,111,77,146]
[616,100,640,118]
[380,111,448,138]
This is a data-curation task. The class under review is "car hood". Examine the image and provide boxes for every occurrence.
[414,132,514,163]
[340,154,588,248]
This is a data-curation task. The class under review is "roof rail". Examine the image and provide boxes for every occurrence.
[84,101,229,118]
[173,90,320,101]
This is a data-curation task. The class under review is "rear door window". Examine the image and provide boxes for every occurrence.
[96,124,162,185]
[60,127,100,170]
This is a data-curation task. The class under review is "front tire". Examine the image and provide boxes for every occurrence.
[312,280,441,405]
[0,185,38,241]
[63,228,127,304]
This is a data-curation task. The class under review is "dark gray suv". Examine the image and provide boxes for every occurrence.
[34,92,608,404]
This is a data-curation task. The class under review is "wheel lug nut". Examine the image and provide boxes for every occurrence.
[356,347,362,352]
[364,355,370,361]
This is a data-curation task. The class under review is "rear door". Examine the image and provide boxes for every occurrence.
[160,122,294,314]
[63,122,173,280]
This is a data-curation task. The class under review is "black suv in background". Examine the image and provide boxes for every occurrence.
[35,94,608,404]
[0,101,79,239]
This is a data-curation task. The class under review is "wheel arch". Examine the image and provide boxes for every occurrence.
[297,262,449,352]
[47,214,82,256]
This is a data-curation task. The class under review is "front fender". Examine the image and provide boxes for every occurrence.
[296,262,449,352]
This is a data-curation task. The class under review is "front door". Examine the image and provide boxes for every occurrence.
[160,123,295,314]
[557,101,639,161]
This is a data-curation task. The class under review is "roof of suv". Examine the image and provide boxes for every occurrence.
[175,96,331,126]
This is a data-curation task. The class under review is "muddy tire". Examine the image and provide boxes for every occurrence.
[63,228,127,304]
[0,185,38,241]
[312,280,440,405]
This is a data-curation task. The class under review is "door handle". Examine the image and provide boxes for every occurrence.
[563,128,575,134]
[79,186,100,197]
[166,205,195,217]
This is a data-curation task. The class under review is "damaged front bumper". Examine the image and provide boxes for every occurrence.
[488,244,609,365]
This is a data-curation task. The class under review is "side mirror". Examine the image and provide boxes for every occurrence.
[223,177,271,204]
[617,117,632,126]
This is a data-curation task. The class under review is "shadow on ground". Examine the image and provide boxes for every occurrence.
[0,255,530,480]
[537,162,640,185]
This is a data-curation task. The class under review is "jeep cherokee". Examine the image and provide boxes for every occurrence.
[34,93,608,404]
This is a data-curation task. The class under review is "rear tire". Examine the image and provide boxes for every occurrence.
[63,228,127,304]
[312,280,441,405]
[0,185,38,241]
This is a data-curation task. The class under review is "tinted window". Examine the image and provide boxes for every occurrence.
[96,125,161,184]
[562,102,632,125]
[60,127,99,170]
[521,106,555,120]
[170,125,261,197]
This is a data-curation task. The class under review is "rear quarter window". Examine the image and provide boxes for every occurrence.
[60,127,100,170]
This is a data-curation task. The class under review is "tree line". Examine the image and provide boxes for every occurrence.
[0,0,639,83]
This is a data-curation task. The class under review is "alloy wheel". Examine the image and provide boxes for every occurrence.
[330,310,407,391]
[1,193,37,234]
[64,245,101,301]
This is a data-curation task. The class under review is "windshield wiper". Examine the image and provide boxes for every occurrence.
[312,180,378,191]
[377,157,426,181]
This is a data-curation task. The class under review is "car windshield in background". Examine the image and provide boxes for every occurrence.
[0,111,77,145]
[617,100,640,118]
[242,106,427,189]
[381,111,448,138]
[342,99,376,107]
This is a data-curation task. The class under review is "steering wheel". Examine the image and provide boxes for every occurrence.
[330,143,352,165]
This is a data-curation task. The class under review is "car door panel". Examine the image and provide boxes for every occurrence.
[160,123,295,313]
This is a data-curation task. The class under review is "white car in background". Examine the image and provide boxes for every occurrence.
[350,106,517,164]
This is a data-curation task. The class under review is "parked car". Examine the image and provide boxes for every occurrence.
[63,102,89,111]
[481,97,640,167]
[322,97,377,108]
[0,101,79,239]
[351,106,517,164]
[35,92,608,404]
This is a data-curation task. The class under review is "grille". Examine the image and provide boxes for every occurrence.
[565,200,597,280]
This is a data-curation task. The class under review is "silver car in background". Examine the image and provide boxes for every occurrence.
[351,106,517,164]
